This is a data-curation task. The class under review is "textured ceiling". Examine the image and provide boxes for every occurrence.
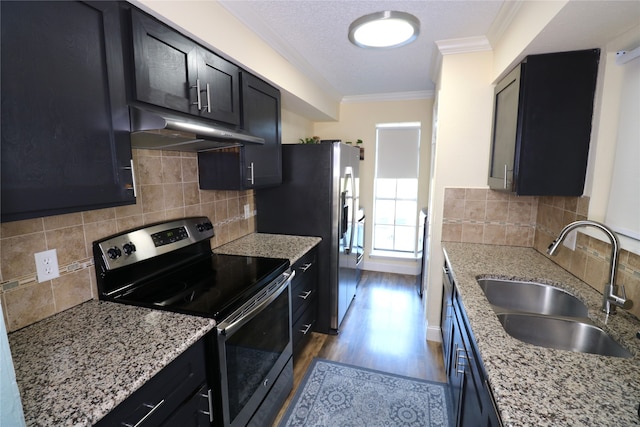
[220,0,640,101]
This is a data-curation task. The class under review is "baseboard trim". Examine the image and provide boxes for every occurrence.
[426,325,442,342]
[362,260,420,275]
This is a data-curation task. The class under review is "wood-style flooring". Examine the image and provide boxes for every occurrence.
[273,271,446,425]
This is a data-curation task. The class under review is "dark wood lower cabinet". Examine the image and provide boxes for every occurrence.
[443,257,502,427]
[96,338,212,427]
[290,248,318,362]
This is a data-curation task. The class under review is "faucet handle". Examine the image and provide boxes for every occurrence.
[614,284,633,310]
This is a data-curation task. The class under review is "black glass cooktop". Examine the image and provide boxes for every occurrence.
[113,253,289,321]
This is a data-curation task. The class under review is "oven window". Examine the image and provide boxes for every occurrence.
[225,289,290,423]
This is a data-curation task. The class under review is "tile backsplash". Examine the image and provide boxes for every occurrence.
[0,149,256,332]
[534,195,640,319]
[442,188,538,247]
[443,188,640,319]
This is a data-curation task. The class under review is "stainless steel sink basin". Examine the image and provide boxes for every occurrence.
[477,278,589,318]
[497,313,632,358]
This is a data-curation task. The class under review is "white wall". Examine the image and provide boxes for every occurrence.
[314,99,433,275]
[584,25,640,254]
[425,51,495,340]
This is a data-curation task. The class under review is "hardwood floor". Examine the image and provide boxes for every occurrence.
[273,271,446,425]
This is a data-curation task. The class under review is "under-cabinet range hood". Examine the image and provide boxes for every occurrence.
[129,106,264,152]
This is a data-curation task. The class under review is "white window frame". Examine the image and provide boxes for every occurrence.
[371,122,421,258]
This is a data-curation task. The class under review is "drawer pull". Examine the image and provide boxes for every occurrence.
[298,290,313,300]
[299,262,313,272]
[198,389,214,422]
[300,323,313,335]
[122,399,165,427]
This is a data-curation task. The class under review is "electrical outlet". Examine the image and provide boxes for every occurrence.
[35,249,60,282]
[563,230,577,251]
[244,204,251,219]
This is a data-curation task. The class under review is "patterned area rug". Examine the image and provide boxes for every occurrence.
[278,359,451,426]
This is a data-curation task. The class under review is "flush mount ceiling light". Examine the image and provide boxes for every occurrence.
[348,11,420,49]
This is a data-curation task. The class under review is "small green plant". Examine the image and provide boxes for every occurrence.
[299,136,321,144]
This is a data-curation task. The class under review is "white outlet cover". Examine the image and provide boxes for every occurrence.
[35,249,60,282]
[244,204,251,219]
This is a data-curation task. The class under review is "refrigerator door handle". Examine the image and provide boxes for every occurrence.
[341,191,348,238]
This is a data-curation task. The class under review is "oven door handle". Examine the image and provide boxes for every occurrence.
[218,270,295,336]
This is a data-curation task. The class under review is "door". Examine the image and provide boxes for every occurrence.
[242,73,282,188]
[337,145,358,328]
[131,9,199,115]
[1,1,135,222]
[198,50,240,125]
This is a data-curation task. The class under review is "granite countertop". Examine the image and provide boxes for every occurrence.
[8,300,215,426]
[214,233,321,265]
[443,243,640,427]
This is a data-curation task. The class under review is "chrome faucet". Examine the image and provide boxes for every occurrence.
[547,220,633,315]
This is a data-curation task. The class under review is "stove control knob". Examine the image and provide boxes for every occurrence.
[197,223,205,232]
[107,247,122,259]
[123,242,136,255]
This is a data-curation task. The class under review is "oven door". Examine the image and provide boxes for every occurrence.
[215,271,294,427]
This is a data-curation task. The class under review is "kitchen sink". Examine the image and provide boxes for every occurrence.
[477,278,589,318]
[497,313,632,358]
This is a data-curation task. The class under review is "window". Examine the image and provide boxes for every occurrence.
[372,123,421,256]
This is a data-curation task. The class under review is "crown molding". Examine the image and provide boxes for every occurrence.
[435,36,492,56]
[486,1,523,47]
[342,90,435,104]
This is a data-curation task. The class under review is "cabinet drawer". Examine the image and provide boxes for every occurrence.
[291,250,317,320]
[161,384,212,427]
[96,339,207,426]
[292,304,316,358]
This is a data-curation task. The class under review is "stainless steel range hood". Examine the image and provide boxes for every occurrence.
[129,106,264,152]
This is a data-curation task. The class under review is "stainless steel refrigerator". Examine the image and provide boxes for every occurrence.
[255,141,360,334]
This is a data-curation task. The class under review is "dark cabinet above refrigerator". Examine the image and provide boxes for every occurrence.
[488,49,600,196]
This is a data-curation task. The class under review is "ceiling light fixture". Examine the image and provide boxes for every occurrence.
[348,11,420,49]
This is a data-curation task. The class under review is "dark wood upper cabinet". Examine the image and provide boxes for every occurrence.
[198,73,282,190]
[1,1,135,222]
[241,73,283,188]
[488,49,600,196]
[130,9,241,126]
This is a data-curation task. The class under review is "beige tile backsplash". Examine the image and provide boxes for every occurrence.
[443,188,640,319]
[0,149,256,332]
[442,188,538,247]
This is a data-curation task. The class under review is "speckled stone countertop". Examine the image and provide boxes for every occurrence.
[213,233,321,265]
[443,243,640,427]
[8,300,215,426]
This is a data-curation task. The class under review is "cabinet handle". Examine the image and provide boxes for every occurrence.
[122,159,137,198]
[299,262,313,272]
[121,399,165,427]
[300,323,313,335]
[503,164,508,189]
[203,83,211,113]
[456,347,468,374]
[298,290,313,300]
[191,79,202,110]
[198,389,214,423]
[247,162,255,185]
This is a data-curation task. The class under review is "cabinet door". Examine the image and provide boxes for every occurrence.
[1,1,135,222]
[198,49,241,125]
[448,312,464,423]
[131,9,199,115]
[242,73,282,188]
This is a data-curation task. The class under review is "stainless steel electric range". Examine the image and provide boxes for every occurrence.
[93,217,294,427]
